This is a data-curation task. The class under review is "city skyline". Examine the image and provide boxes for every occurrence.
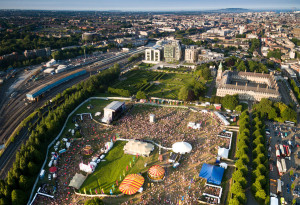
[1,0,300,11]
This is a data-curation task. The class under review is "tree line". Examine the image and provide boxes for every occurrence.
[251,112,270,205]
[0,64,121,204]
[229,111,250,205]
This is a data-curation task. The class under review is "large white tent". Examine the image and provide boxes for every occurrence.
[218,147,229,159]
[69,173,87,189]
[172,142,192,154]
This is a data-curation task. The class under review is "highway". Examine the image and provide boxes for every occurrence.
[0,46,146,179]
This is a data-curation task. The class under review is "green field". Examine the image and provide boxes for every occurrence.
[112,70,195,99]
[80,141,159,194]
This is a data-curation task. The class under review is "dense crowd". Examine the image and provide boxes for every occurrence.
[33,104,226,205]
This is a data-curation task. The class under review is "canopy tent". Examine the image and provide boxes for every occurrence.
[119,174,144,195]
[49,167,57,173]
[148,165,165,181]
[172,142,192,154]
[218,147,229,159]
[69,173,87,189]
[123,140,154,157]
[199,163,225,185]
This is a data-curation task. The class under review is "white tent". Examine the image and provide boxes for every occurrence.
[218,147,229,159]
[69,173,87,189]
[219,162,228,169]
[172,142,192,154]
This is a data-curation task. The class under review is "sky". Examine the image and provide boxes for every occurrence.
[1,0,300,11]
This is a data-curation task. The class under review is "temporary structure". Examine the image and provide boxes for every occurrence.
[217,147,229,159]
[123,140,154,157]
[119,174,144,195]
[199,163,225,185]
[49,167,57,173]
[172,142,192,154]
[148,165,165,181]
[69,173,87,189]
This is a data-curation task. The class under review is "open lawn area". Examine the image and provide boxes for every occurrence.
[112,70,195,99]
[80,141,159,194]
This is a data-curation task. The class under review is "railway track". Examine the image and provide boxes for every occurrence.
[0,55,137,179]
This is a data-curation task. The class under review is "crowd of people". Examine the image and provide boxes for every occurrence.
[203,185,221,197]
[32,103,228,205]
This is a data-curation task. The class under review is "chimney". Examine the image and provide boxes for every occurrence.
[236,82,238,86]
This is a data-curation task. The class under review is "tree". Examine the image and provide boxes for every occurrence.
[221,95,239,110]
[229,197,240,205]
[202,67,211,80]
[235,105,242,112]
[84,198,104,205]
[255,188,266,202]
[237,61,247,71]
[281,107,296,122]
[178,86,190,101]
[11,189,26,205]
[136,91,147,100]
[232,170,247,188]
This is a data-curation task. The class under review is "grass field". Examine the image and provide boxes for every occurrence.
[112,70,195,99]
[80,141,159,194]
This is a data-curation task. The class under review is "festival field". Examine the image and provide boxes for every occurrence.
[33,99,229,205]
[80,141,159,194]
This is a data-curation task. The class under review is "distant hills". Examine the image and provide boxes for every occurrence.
[217,8,250,12]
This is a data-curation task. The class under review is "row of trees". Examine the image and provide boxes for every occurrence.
[253,98,296,122]
[251,112,270,205]
[0,64,121,204]
[229,111,250,205]
[290,79,300,105]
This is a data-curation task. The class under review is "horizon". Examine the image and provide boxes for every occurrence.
[1,0,299,11]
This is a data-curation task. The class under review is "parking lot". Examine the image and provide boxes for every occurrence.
[268,121,300,204]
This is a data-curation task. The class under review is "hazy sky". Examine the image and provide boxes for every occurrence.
[1,0,300,11]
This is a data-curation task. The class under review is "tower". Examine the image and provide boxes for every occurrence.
[217,62,223,81]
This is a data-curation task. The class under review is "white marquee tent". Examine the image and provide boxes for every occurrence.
[69,173,87,189]
[172,142,192,154]
[218,147,229,159]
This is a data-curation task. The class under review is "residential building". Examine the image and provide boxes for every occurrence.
[164,40,182,62]
[184,46,198,63]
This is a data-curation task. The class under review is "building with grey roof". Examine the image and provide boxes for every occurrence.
[216,62,281,102]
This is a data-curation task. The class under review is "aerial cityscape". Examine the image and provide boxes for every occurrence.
[0,1,300,205]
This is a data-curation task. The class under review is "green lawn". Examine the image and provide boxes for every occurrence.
[112,70,195,99]
[80,140,159,195]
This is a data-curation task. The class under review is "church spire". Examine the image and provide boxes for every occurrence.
[218,62,223,70]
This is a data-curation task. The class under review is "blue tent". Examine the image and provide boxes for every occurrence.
[199,163,225,185]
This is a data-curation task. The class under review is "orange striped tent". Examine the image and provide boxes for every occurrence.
[119,174,144,195]
[148,165,165,181]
